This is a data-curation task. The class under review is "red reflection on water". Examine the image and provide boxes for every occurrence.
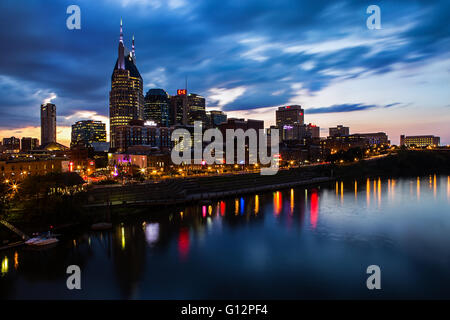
[178,228,190,260]
[202,205,207,218]
[220,201,226,216]
[310,190,319,229]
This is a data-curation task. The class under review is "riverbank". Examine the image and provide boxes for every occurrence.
[84,170,332,209]
[85,150,450,208]
[332,149,450,179]
[3,149,450,232]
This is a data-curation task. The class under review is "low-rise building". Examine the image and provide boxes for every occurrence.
[0,158,66,179]
[321,135,369,153]
[329,125,350,137]
[109,154,148,169]
[113,120,173,153]
[2,137,20,153]
[352,132,389,146]
[21,137,40,152]
[400,135,440,147]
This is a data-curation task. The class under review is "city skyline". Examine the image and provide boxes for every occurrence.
[0,0,449,146]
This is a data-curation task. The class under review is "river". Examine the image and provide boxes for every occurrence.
[1,175,450,299]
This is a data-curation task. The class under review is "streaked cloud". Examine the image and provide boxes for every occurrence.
[207,87,247,108]
[307,103,400,114]
[0,0,448,144]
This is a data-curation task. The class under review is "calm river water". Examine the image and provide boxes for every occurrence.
[1,175,450,299]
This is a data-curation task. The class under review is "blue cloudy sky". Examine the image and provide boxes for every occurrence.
[0,0,449,145]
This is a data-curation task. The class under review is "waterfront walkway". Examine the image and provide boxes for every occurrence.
[84,166,332,208]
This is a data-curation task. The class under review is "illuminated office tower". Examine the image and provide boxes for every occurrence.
[276,105,304,128]
[144,89,170,127]
[400,134,440,147]
[170,89,188,125]
[109,20,144,148]
[71,120,107,147]
[187,93,207,125]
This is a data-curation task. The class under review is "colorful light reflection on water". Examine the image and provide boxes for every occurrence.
[1,175,450,299]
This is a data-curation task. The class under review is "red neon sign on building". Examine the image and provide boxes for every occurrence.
[177,89,187,95]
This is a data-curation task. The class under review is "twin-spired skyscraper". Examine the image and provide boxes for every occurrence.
[109,20,144,148]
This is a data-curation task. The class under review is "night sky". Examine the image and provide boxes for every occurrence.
[0,0,449,146]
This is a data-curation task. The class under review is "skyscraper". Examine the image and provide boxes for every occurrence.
[109,20,144,148]
[187,93,207,125]
[144,89,170,127]
[71,120,107,147]
[275,105,306,142]
[41,103,56,146]
[170,90,188,126]
[276,105,304,128]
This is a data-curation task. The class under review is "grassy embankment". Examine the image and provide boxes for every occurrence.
[330,150,450,179]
